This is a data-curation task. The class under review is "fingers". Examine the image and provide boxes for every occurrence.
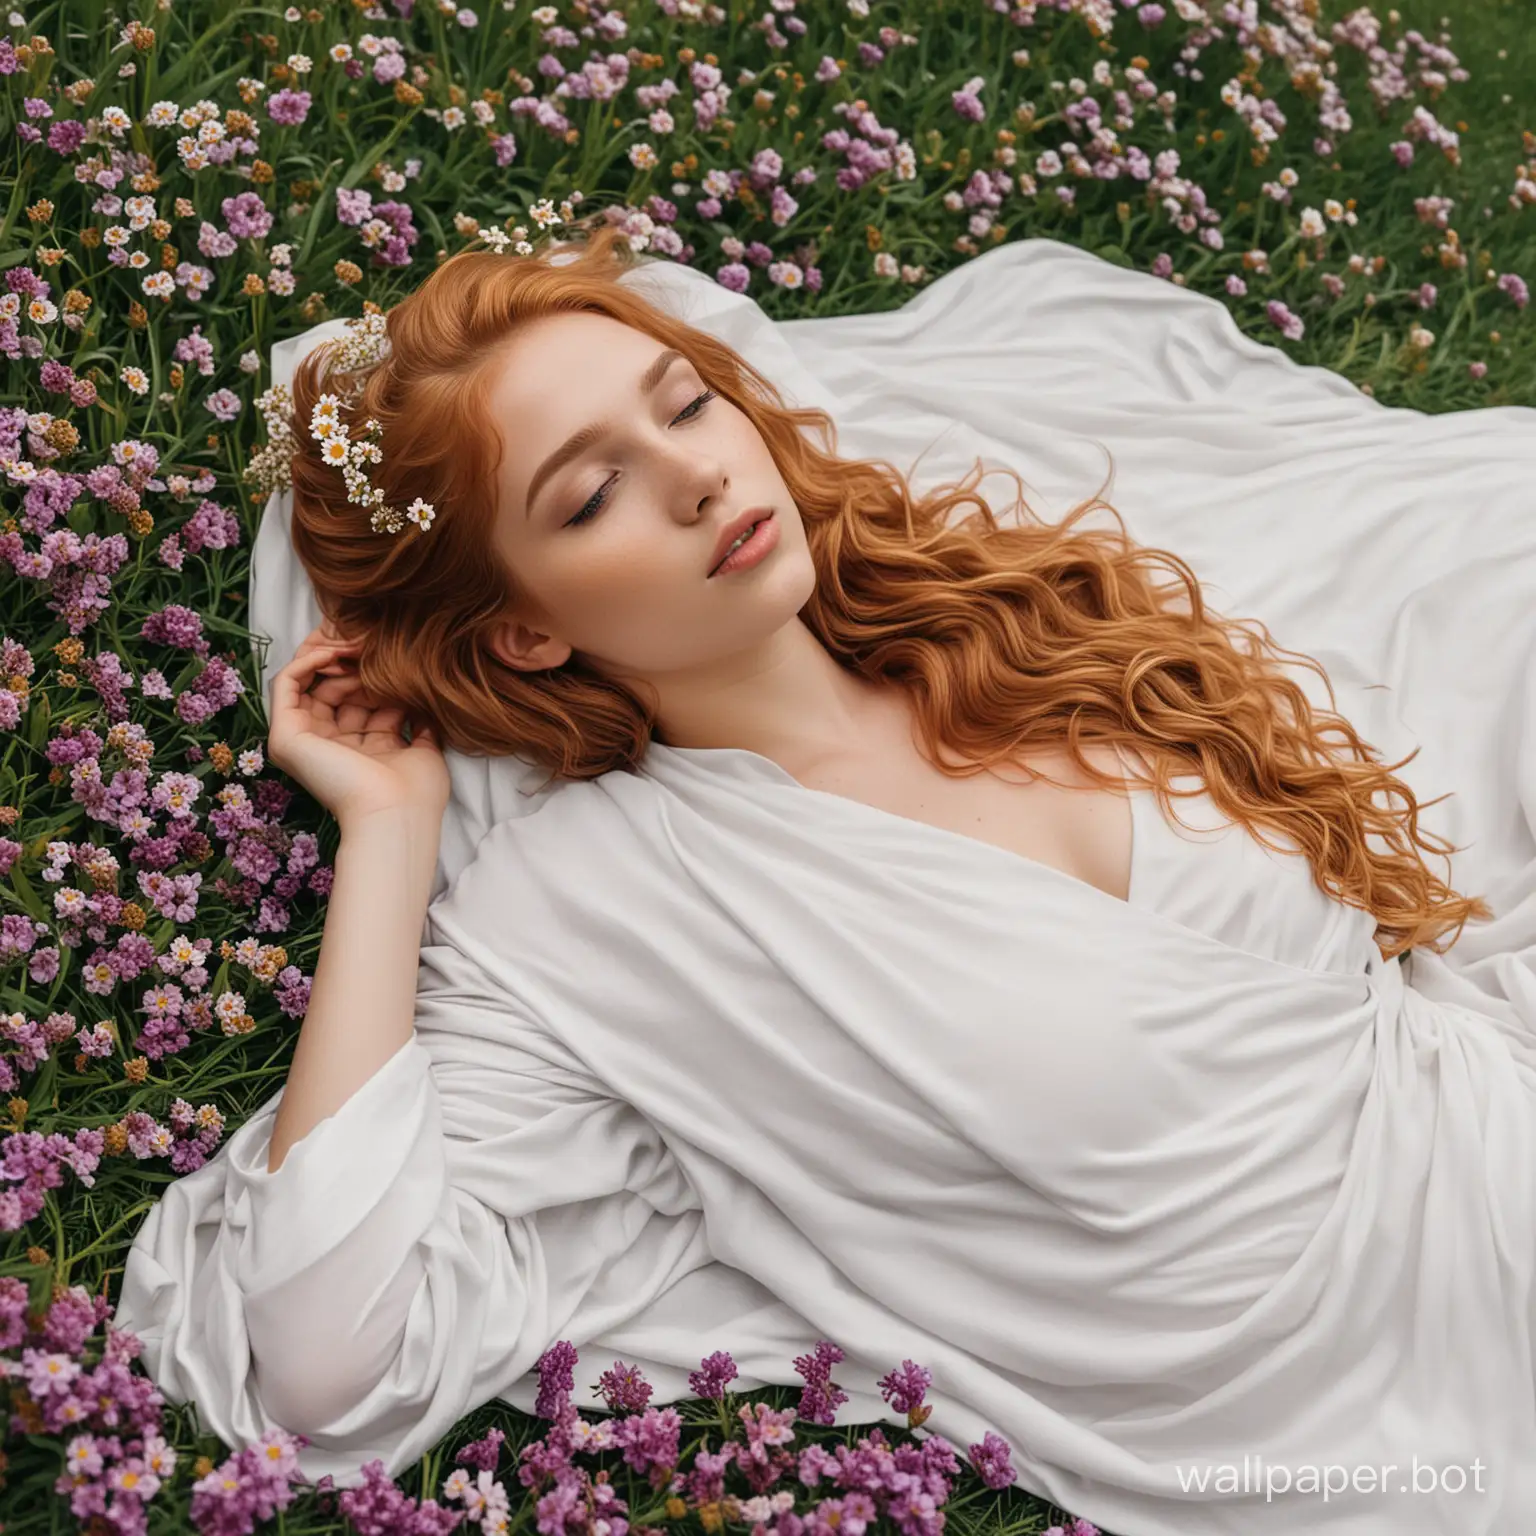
[299,644,359,679]
[273,638,407,733]
[362,705,408,737]
[281,638,359,685]
[333,698,377,735]
[270,641,360,727]
[273,639,344,700]
[285,636,358,668]
[308,669,367,703]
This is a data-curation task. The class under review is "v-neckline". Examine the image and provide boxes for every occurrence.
[643,739,1375,990]
[650,739,1144,910]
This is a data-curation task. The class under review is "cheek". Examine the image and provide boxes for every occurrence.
[551,531,700,619]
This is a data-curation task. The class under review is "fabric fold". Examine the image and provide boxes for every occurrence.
[233,1034,436,1289]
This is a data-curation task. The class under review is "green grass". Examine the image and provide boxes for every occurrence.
[0,0,1532,1531]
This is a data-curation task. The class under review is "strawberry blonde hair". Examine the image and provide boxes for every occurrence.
[286,220,1489,962]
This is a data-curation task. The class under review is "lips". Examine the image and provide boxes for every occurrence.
[709,508,773,575]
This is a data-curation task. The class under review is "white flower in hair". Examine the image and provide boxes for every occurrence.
[245,195,589,509]
[307,313,438,536]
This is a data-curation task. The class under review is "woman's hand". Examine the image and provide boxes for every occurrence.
[266,622,452,832]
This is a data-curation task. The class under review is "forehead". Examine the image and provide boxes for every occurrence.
[485,310,666,418]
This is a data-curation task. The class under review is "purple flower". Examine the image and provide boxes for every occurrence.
[715,261,750,292]
[373,51,406,85]
[266,89,312,126]
[21,1348,81,1395]
[968,1430,1017,1489]
[358,199,420,267]
[951,75,987,123]
[749,147,783,185]
[687,1350,738,1399]
[534,1339,579,1418]
[333,185,371,224]
[197,220,238,259]
[1496,272,1529,309]
[221,191,273,240]
[597,1359,655,1413]
[204,388,242,422]
[1266,298,1305,341]
[4,267,47,302]
[1138,2,1167,23]
[454,1426,506,1473]
[792,1339,849,1426]
[174,325,216,377]
[140,602,206,651]
[878,1359,932,1416]
[611,1403,682,1479]
[0,913,42,960]
[189,1432,311,1535]
[47,119,87,155]
[39,358,75,393]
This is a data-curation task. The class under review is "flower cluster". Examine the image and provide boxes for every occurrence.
[309,387,436,536]
[2,1280,176,1532]
[354,1339,1104,1536]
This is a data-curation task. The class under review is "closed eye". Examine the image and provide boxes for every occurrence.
[563,388,719,529]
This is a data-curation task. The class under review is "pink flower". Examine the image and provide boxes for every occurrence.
[1266,299,1305,341]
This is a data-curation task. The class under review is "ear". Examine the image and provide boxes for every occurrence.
[487,616,573,674]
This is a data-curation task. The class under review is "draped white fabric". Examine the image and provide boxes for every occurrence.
[112,239,1536,1536]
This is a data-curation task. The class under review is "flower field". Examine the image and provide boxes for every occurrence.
[0,0,1531,1530]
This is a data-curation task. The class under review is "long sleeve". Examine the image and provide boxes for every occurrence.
[113,930,711,1486]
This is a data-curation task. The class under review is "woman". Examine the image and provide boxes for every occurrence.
[115,225,1535,1536]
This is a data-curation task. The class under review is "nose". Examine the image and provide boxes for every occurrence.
[667,450,729,523]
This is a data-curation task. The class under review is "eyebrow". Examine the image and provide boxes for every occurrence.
[524,347,689,520]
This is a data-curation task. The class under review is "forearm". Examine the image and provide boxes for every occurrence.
[267,808,442,1174]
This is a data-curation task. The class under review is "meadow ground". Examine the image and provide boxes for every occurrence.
[0,0,1532,1531]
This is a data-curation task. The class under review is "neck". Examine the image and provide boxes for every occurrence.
[646,619,909,776]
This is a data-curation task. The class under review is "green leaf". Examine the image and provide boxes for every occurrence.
[26,688,50,749]
[153,16,250,99]
[10,860,46,922]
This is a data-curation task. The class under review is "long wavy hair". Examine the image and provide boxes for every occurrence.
[286,221,1489,962]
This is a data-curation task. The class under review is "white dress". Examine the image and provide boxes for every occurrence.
[113,739,1536,1536]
